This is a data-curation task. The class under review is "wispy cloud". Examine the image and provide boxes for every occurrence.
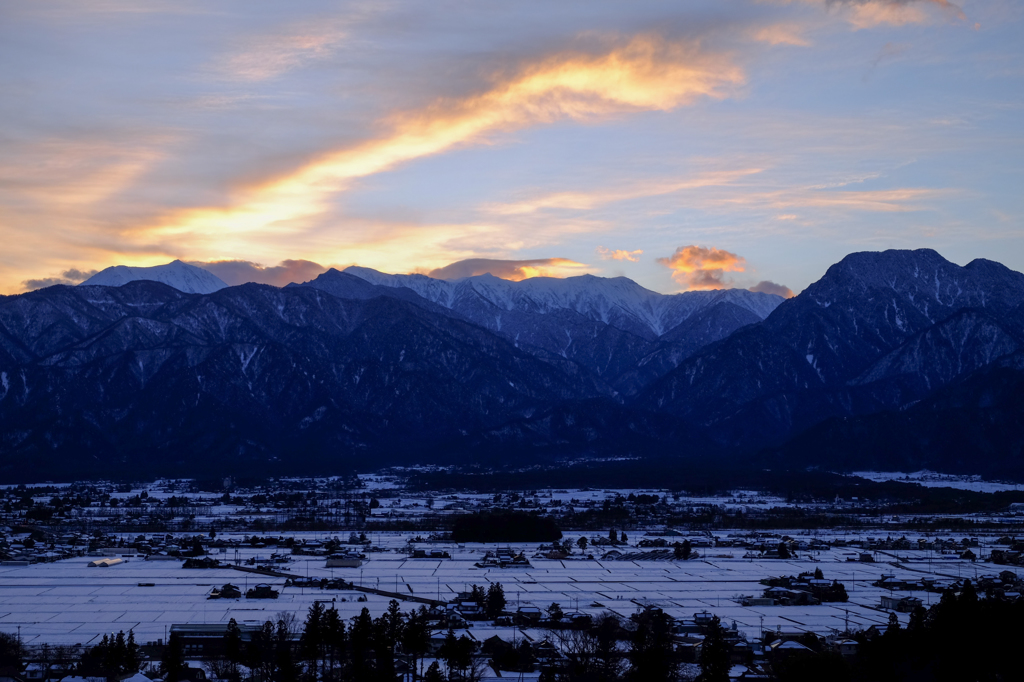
[133,35,744,257]
[751,23,812,46]
[795,0,966,29]
[487,168,763,215]
[210,18,352,82]
[21,268,98,292]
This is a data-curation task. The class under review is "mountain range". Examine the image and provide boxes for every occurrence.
[2,248,1022,480]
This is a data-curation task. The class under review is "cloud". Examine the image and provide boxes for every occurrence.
[488,168,762,215]
[21,268,98,292]
[801,0,965,29]
[211,18,352,82]
[751,24,811,47]
[135,34,744,256]
[597,247,643,262]
[427,258,588,281]
[657,245,747,290]
[750,280,795,297]
[190,259,328,287]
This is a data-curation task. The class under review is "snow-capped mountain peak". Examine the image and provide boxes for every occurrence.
[342,266,783,339]
[79,260,228,294]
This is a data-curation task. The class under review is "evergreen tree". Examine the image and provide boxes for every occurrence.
[424,660,446,682]
[300,601,325,676]
[629,608,678,682]
[486,582,507,618]
[698,616,730,682]
[160,633,187,682]
[0,632,25,673]
[402,609,431,681]
[349,607,376,680]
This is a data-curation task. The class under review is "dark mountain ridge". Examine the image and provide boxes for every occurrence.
[2,248,1023,480]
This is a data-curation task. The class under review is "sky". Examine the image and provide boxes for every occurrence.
[1,0,1022,296]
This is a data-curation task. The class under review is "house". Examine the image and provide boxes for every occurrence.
[880,595,922,612]
[516,606,544,624]
[325,553,362,568]
[169,623,264,658]
[769,640,814,664]
[835,639,859,658]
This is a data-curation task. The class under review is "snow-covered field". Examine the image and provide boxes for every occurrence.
[0,537,994,647]
[851,471,1024,493]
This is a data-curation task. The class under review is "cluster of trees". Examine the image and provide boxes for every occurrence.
[467,583,507,618]
[774,581,1024,682]
[0,629,142,682]
[149,598,740,682]
[544,609,732,682]
[451,511,562,542]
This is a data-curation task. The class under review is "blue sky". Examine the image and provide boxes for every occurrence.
[2,0,1022,294]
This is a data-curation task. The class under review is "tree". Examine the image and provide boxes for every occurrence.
[424,661,446,682]
[620,532,628,543]
[0,632,24,671]
[699,616,730,682]
[674,539,693,561]
[439,629,475,680]
[814,567,824,580]
[275,619,299,682]
[547,602,564,624]
[577,536,588,551]
[402,609,431,681]
[349,608,376,680]
[161,633,187,682]
[629,608,678,682]
[486,582,507,619]
[300,601,325,676]
[609,529,618,543]
[886,611,901,636]
[778,542,791,560]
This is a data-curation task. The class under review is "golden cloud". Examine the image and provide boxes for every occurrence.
[133,35,744,261]
[657,245,747,290]
[597,247,643,262]
[427,258,588,281]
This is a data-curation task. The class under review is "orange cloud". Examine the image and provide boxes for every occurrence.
[597,247,643,262]
[427,258,587,281]
[796,0,965,29]
[657,245,747,290]
[132,35,744,261]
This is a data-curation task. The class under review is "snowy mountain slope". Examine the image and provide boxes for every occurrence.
[301,269,776,393]
[80,260,227,294]
[344,267,783,340]
[0,280,608,478]
[640,249,1024,447]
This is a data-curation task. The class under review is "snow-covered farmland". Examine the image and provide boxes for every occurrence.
[0,540,990,647]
